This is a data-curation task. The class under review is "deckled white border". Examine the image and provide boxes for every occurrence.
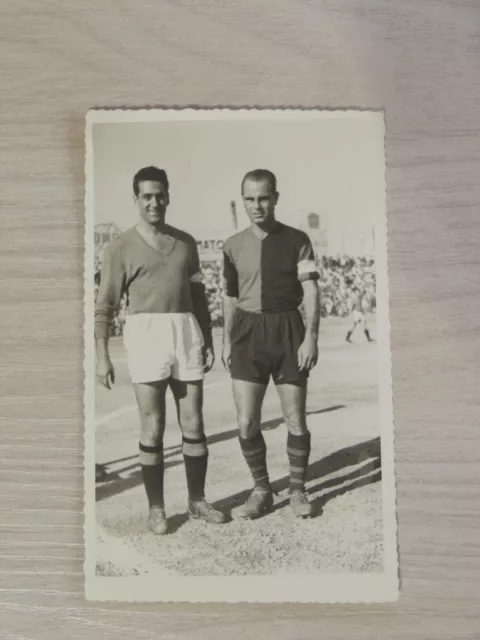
[84,108,398,603]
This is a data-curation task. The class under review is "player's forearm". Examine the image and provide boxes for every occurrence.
[222,296,238,346]
[94,252,125,345]
[94,305,114,339]
[302,282,320,339]
[94,300,118,344]
[95,336,111,360]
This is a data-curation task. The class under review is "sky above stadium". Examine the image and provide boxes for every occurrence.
[91,113,384,255]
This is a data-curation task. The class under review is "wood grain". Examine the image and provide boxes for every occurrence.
[1,0,479,637]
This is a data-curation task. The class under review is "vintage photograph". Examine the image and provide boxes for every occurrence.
[84,108,398,602]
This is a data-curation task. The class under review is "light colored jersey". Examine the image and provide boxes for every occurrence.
[94,225,211,342]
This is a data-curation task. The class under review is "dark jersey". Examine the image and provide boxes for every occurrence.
[223,222,319,314]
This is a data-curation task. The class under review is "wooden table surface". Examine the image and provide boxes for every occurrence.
[1,1,479,638]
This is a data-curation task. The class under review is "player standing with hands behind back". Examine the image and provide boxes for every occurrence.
[222,169,320,520]
[95,166,225,535]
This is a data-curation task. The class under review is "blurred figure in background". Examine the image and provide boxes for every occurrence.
[345,287,373,343]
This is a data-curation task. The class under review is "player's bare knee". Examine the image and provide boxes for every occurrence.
[286,424,308,437]
[284,413,307,436]
[180,412,204,440]
[238,416,260,440]
[139,411,165,447]
[140,430,164,448]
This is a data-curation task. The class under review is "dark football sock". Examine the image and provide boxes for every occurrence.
[139,442,164,508]
[287,431,311,492]
[183,436,208,502]
[239,432,270,492]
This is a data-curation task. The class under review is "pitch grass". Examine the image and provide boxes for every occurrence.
[95,317,384,576]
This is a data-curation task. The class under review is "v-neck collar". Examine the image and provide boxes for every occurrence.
[134,225,177,257]
[249,220,282,240]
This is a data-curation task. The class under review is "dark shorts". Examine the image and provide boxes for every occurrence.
[230,307,308,386]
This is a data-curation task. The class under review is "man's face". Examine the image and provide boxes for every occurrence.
[242,178,278,227]
[134,180,169,227]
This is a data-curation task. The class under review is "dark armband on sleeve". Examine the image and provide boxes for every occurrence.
[297,235,320,283]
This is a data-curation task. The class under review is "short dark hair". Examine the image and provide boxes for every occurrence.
[241,169,277,194]
[133,166,169,196]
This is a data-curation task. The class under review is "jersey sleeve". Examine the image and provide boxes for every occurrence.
[94,242,127,339]
[297,233,320,282]
[188,239,213,347]
[188,239,203,284]
[223,242,239,298]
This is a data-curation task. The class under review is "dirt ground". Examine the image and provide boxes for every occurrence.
[94,316,383,577]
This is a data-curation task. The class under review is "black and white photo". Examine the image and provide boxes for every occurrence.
[84,108,397,602]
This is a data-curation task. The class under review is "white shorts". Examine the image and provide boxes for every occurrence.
[352,310,366,327]
[123,312,204,384]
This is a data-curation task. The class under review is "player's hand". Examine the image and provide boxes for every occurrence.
[221,343,232,372]
[297,334,318,371]
[202,344,215,374]
[96,355,115,389]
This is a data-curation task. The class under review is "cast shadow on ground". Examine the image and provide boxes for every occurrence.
[95,404,346,503]
[212,436,381,521]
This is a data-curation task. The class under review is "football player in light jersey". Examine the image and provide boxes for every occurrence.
[95,166,225,535]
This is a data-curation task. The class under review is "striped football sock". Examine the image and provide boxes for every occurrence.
[239,432,270,492]
[287,431,311,493]
[182,436,208,502]
[139,442,164,508]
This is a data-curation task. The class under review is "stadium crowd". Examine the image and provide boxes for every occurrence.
[317,255,376,318]
[94,255,376,336]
